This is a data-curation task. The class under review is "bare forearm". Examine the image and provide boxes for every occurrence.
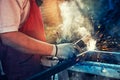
[0,31,54,56]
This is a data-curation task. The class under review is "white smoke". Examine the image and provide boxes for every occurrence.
[57,0,96,50]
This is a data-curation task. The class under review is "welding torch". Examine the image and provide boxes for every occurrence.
[27,35,91,80]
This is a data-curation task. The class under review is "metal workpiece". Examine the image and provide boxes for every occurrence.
[69,61,120,79]
[77,50,120,64]
[69,51,120,79]
[27,51,120,80]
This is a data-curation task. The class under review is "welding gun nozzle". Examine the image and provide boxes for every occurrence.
[74,40,87,53]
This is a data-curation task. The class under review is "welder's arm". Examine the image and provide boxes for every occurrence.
[0,31,89,59]
[0,31,54,56]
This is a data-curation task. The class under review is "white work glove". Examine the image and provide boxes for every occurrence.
[41,43,78,67]
[52,43,79,59]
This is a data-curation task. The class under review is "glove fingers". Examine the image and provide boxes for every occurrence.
[57,43,79,59]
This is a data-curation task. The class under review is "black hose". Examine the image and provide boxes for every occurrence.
[26,57,79,80]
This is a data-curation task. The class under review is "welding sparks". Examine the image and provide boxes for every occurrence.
[86,38,96,51]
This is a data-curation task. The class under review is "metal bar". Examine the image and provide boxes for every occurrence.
[78,50,120,64]
[69,61,120,79]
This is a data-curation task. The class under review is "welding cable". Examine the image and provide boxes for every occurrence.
[51,62,55,80]
[26,56,79,80]
[52,59,66,80]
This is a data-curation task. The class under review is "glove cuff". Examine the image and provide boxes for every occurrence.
[55,45,58,56]
[51,45,58,56]
[51,45,56,56]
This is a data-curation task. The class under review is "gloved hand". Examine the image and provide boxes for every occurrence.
[41,43,78,67]
[54,43,79,59]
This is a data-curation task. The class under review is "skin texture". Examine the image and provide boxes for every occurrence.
[0,31,54,56]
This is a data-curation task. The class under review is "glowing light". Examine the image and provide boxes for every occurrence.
[87,38,96,50]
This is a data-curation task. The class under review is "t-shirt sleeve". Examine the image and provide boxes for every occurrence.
[0,0,21,33]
